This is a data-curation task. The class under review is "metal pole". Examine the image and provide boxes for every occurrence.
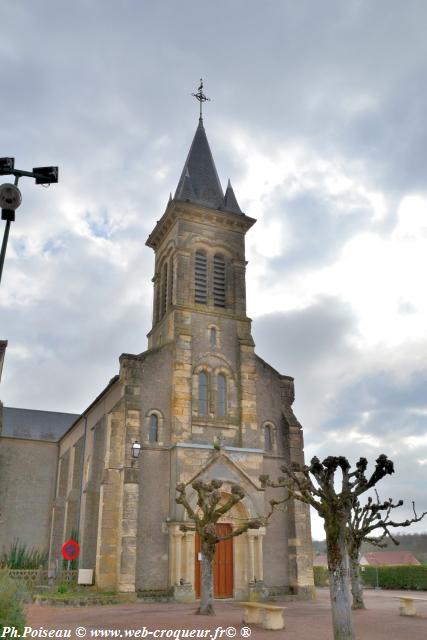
[0,219,11,286]
[0,163,57,287]
[0,175,19,286]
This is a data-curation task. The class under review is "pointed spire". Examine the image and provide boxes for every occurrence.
[174,119,224,209]
[223,179,242,214]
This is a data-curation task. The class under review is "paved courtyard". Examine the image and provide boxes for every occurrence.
[25,588,427,640]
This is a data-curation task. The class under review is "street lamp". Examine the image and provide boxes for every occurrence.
[0,157,58,286]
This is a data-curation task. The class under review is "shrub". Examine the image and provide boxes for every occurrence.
[361,565,427,590]
[313,566,329,587]
[0,569,26,633]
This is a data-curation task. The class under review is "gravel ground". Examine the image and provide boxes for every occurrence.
[22,588,427,640]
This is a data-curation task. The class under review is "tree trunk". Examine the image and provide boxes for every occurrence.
[197,543,215,615]
[327,526,355,640]
[349,550,365,610]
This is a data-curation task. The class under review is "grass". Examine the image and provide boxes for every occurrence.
[32,587,138,606]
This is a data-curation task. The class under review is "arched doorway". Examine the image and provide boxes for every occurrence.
[195,523,234,598]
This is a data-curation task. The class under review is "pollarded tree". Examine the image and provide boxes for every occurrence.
[348,493,427,609]
[260,454,395,640]
[176,479,268,615]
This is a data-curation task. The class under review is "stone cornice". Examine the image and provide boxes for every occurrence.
[146,307,252,339]
[146,200,256,251]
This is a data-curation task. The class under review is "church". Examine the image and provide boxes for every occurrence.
[0,97,314,600]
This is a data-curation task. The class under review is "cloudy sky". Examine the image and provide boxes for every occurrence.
[1,1,427,539]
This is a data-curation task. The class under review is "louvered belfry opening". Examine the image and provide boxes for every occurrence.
[213,253,226,307]
[195,250,208,304]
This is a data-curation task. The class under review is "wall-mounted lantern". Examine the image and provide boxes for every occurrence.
[131,441,142,459]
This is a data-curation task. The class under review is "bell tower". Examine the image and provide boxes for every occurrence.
[145,102,260,448]
[146,115,255,333]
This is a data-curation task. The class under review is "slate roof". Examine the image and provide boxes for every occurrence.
[1,406,80,443]
[175,118,243,214]
[362,551,420,566]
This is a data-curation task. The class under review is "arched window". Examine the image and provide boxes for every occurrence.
[149,414,158,443]
[161,262,168,317]
[168,258,174,307]
[195,250,207,304]
[264,424,273,452]
[209,326,217,348]
[217,374,227,417]
[198,372,208,415]
[213,254,226,307]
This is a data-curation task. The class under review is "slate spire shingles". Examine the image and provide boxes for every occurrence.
[174,118,243,214]
[176,168,197,202]
[175,118,224,208]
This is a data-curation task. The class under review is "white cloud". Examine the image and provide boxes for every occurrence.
[404,433,427,449]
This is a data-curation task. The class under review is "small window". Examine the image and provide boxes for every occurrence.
[213,254,226,307]
[264,425,273,451]
[149,414,158,443]
[209,327,217,348]
[198,372,208,416]
[217,374,227,417]
[195,250,208,304]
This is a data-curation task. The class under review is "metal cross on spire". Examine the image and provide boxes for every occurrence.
[192,78,210,120]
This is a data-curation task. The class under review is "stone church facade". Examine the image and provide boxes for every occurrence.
[1,115,314,600]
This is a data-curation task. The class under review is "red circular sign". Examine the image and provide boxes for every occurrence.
[61,539,80,561]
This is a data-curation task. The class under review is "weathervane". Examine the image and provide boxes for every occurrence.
[192,78,210,120]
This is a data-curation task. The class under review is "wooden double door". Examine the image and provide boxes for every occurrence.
[195,523,234,598]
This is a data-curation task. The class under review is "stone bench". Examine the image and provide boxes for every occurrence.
[238,601,285,630]
[392,596,427,617]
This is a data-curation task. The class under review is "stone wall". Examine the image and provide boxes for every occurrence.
[256,355,315,596]
[48,379,122,574]
[138,345,173,446]
[136,448,170,591]
[80,418,106,568]
[261,456,289,589]
[0,438,58,552]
